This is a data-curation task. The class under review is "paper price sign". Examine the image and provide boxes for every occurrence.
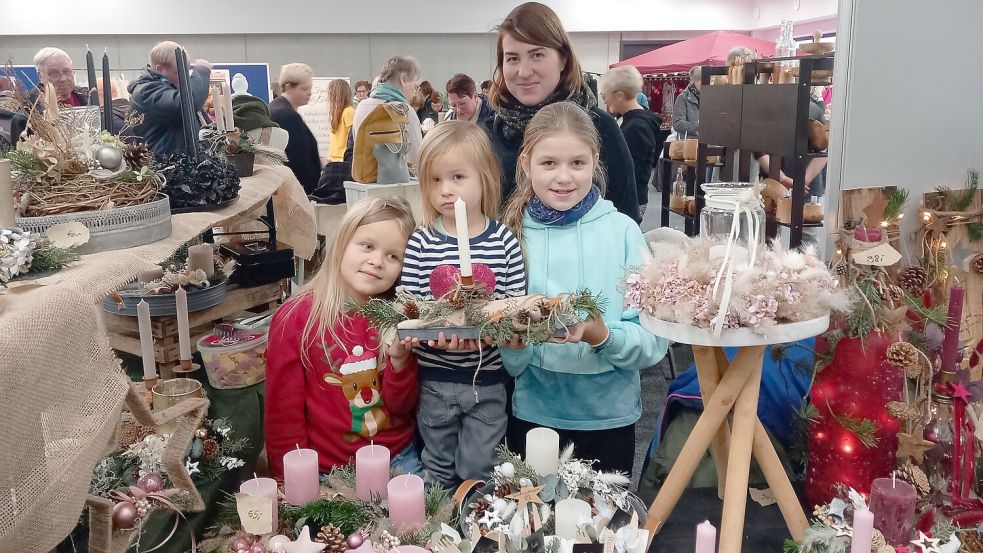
[45,222,89,248]
[235,492,273,535]
[852,243,901,267]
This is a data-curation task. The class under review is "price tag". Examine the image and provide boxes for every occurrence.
[45,222,89,248]
[852,243,901,267]
[235,492,273,535]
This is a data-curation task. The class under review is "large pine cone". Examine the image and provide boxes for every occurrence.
[201,438,220,460]
[403,300,420,320]
[899,267,928,294]
[886,401,921,423]
[316,524,348,553]
[123,142,152,169]
[897,463,931,494]
[972,255,983,275]
[886,342,919,369]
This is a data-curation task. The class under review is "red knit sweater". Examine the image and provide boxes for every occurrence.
[264,296,418,479]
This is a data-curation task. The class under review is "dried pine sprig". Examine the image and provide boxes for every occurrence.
[831,410,880,448]
[346,297,407,331]
[495,444,539,482]
[425,484,449,518]
[28,242,79,272]
[936,169,979,212]
[902,294,948,328]
[280,497,382,537]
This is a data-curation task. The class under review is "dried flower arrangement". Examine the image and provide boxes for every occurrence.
[622,236,849,334]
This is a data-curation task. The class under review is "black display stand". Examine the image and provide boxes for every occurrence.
[682,54,833,248]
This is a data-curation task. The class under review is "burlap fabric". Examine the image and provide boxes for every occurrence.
[0,164,311,552]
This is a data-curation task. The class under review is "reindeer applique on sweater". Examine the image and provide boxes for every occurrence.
[324,345,390,441]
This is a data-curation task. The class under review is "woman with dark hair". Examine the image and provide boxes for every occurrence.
[484,2,640,222]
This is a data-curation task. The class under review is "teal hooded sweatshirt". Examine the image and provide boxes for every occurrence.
[500,198,668,430]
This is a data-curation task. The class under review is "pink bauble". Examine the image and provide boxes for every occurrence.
[232,537,250,552]
[429,263,497,300]
[347,533,364,549]
[137,472,165,493]
[111,501,139,530]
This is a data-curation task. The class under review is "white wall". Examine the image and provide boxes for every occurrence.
[750,0,838,28]
[824,0,983,250]
[0,0,756,35]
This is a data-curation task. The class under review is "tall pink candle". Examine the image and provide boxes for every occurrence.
[870,477,916,545]
[355,443,389,501]
[283,448,320,505]
[695,520,716,553]
[850,507,874,553]
[240,476,278,527]
[387,474,425,531]
[941,285,964,372]
[175,286,191,360]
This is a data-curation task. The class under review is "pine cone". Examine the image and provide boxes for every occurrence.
[871,529,887,550]
[899,267,928,294]
[201,438,220,460]
[834,262,847,276]
[972,255,983,275]
[886,401,921,423]
[448,295,465,310]
[123,142,152,169]
[118,420,155,447]
[877,546,896,553]
[469,497,490,520]
[403,300,420,320]
[316,524,348,553]
[843,220,858,231]
[887,342,919,369]
[898,463,931,494]
[494,483,514,498]
[886,285,905,303]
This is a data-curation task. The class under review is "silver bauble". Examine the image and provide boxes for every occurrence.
[95,146,123,170]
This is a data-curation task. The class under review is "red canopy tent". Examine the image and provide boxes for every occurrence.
[612,31,779,74]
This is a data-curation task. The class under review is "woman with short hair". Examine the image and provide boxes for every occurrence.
[270,62,322,193]
[483,2,640,222]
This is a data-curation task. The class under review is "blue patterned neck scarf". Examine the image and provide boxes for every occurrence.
[527,186,600,226]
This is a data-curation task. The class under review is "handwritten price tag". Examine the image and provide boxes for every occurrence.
[235,492,273,535]
[45,222,89,248]
[852,243,901,267]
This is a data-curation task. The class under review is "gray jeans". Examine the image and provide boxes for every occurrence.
[417,380,508,488]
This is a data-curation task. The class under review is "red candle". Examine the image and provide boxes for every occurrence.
[854,226,882,242]
[940,285,964,373]
[869,477,917,545]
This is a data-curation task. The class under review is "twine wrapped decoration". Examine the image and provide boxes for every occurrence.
[86,384,209,553]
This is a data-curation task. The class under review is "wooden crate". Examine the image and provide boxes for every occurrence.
[104,280,285,378]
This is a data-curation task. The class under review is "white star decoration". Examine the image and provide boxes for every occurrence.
[284,525,327,553]
[910,531,942,553]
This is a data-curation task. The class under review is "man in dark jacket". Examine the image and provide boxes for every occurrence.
[128,41,211,157]
[601,66,663,216]
[444,74,494,126]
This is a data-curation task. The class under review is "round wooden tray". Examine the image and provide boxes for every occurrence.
[640,312,830,347]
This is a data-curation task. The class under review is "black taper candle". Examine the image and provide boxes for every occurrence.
[174,48,197,160]
[101,53,113,133]
[85,47,99,106]
[180,50,198,155]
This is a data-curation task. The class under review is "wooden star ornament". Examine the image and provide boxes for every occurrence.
[831,522,852,538]
[506,484,545,514]
[897,425,935,465]
[928,214,951,236]
[863,194,890,228]
[910,531,942,553]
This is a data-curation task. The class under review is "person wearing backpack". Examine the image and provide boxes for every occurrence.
[352,56,424,180]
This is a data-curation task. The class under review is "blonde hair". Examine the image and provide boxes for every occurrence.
[726,46,756,66]
[599,66,643,97]
[284,196,416,367]
[417,121,501,227]
[503,102,605,244]
[688,65,703,83]
[328,79,353,133]
[279,63,313,88]
[150,41,183,68]
[489,2,586,109]
[379,56,421,87]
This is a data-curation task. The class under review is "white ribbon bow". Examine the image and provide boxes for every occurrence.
[706,185,763,336]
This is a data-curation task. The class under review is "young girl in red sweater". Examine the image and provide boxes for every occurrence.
[265,197,421,479]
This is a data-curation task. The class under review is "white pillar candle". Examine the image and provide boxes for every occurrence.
[175,286,191,360]
[554,498,591,540]
[453,197,472,277]
[137,300,158,380]
[525,427,560,476]
[187,243,215,278]
[211,84,225,132]
[222,82,235,131]
[0,159,14,228]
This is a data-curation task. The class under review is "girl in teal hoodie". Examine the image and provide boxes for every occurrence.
[500,101,668,473]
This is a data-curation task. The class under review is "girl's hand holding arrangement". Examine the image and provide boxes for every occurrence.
[388,336,421,372]
[426,333,495,351]
[500,317,609,349]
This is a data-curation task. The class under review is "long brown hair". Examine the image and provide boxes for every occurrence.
[417,120,501,227]
[328,79,353,133]
[503,102,605,244]
[488,2,586,109]
[280,197,416,368]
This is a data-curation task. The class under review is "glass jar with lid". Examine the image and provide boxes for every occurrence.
[699,182,766,248]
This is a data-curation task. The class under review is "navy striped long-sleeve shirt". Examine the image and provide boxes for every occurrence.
[399,219,526,385]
